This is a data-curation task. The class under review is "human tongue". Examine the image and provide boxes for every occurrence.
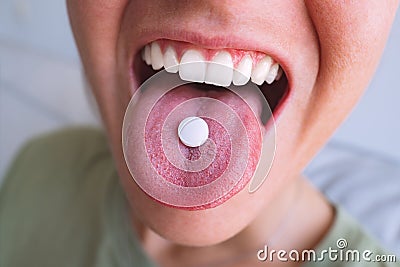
[140,84,262,208]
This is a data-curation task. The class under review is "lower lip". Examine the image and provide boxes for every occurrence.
[124,82,264,210]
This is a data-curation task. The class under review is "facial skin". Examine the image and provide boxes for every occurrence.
[67,0,398,265]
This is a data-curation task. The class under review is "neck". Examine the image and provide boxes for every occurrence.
[138,176,334,267]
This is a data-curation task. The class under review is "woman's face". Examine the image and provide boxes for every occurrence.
[67,0,398,246]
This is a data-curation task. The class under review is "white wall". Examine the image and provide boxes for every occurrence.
[0,0,99,180]
[0,0,79,61]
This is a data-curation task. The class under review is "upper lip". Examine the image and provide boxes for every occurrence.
[129,28,292,118]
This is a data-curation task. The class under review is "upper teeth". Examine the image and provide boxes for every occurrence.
[205,51,233,87]
[141,41,282,87]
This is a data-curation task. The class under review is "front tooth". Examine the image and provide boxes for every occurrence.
[144,45,151,65]
[205,51,233,87]
[233,55,252,86]
[150,42,163,70]
[265,63,279,84]
[179,50,206,83]
[251,56,272,85]
[163,46,179,73]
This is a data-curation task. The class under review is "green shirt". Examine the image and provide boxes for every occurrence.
[0,128,398,267]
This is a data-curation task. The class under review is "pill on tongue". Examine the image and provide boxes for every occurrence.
[178,116,209,148]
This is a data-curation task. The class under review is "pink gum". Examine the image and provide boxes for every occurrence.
[156,39,275,68]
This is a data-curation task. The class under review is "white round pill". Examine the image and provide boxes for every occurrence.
[178,116,209,148]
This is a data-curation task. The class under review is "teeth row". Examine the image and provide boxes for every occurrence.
[141,42,282,87]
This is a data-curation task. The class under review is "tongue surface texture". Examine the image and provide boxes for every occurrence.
[143,85,262,209]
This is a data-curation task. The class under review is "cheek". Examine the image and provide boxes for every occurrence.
[66,0,129,91]
[302,0,398,122]
[308,2,398,143]
[67,0,131,151]
[281,1,398,172]
[305,0,397,82]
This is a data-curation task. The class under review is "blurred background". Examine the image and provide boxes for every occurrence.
[0,0,399,254]
[0,0,100,179]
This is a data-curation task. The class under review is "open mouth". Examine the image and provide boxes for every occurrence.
[127,39,289,210]
[133,40,289,115]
